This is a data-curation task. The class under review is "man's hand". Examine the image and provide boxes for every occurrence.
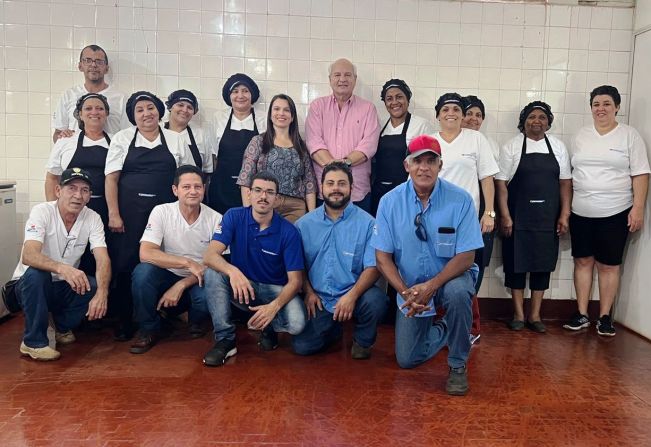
[400,281,437,317]
[248,302,280,330]
[59,264,91,295]
[86,292,108,320]
[157,282,185,310]
[55,129,75,141]
[187,259,206,286]
[229,269,255,304]
[304,291,323,319]
[333,291,356,322]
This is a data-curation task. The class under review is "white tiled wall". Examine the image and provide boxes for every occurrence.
[0,0,636,300]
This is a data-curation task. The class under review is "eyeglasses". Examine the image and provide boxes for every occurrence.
[80,57,107,66]
[251,187,277,197]
[414,212,427,242]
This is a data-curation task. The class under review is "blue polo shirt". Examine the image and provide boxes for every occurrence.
[371,178,482,317]
[296,203,375,313]
[212,207,304,286]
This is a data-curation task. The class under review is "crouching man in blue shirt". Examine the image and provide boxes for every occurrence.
[292,162,388,359]
[371,135,483,395]
[202,171,307,366]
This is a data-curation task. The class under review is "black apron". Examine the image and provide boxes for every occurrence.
[109,128,177,273]
[165,122,203,170]
[67,131,111,226]
[371,113,411,216]
[502,135,560,273]
[208,109,259,214]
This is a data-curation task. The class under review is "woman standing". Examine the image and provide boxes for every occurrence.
[564,86,649,336]
[46,93,112,225]
[105,91,194,340]
[371,79,433,215]
[164,89,214,176]
[209,74,265,214]
[237,94,316,223]
[496,101,572,333]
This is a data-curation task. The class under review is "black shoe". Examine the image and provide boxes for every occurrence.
[563,312,590,331]
[203,339,237,367]
[113,323,134,342]
[259,328,278,351]
[189,323,207,339]
[446,366,469,396]
[129,331,162,354]
[596,315,616,337]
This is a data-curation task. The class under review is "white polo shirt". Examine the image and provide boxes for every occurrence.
[380,114,435,146]
[104,127,195,175]
[212,108,266,156]
[46,131,111,176]
[571,123,651,218]
[140,202,222,277]
[170,125,215,173]
[12,202,106,281]
[52,84,129,136]
[435,128,500,213]
[497,133,572,183]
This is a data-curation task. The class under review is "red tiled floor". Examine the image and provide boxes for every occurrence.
[1,316,650,446]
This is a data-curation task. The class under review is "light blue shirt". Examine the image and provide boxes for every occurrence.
[371,178,483,317]
[296,203,376,313]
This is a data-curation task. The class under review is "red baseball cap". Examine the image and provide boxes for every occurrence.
[406,135,441,160]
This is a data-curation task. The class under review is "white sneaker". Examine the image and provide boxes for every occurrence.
[55,330,76,345]
[20,342,61,361]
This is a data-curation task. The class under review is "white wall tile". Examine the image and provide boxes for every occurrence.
[288,15,310,38]
[590,7,612,29]
[268,0,289,15]
[267,14,289,37]
[438,1,460,23]
[460,2,482,24]
[397,0,418,21]
[482,3,503,25]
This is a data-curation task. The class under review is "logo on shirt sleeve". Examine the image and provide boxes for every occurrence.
[144,223,153,232]
[26,224,38,233]
[373,224,378,236]
[214,224,222,234]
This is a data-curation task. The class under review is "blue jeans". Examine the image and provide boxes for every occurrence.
[292,286,388,355]
[16,267,96,348]
[131,263,210,333]
[204,268,307,342]
[395,271,474,369]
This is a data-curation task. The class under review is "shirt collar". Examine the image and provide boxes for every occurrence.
[330,94,355,106]
[247,207,280,234]
[406,178,440,210]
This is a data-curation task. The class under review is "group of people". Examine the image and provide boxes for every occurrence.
[6,44,649,397]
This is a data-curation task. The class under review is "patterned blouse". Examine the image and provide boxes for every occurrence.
[237,134,317,199]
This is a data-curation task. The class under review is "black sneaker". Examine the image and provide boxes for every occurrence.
[203,339,237,367]
[259,328,278,351]
[446,366,469,396]
[563,312,590,331]
[596,315,616,337]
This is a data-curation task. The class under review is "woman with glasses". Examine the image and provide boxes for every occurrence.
[237,94,317,223]
[104,91,194,340]
[209,74,266,214]
[496,101,572,333]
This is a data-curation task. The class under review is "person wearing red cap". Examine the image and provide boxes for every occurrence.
[371,135,483,396]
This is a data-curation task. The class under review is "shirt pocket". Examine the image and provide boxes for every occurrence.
[435,232,457,258]
[342,244,364,274]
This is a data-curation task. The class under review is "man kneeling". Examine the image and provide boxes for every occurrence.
[13,168,110,361]
[130,165,222,354]
[292,162,388,358]
[202,172,306,366]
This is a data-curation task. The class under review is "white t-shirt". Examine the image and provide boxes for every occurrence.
[380,114,435,146]
[104,126,195,175]
[140,202,222,277]
[212,108,266,156]
[571,123,651,218]
[435,128,500,213]
[13,202,106,281]
[497,134,572,183]
[170,125,215,173]
[46,131,111,176]
[486,135,500,162]
[52,84,129,136]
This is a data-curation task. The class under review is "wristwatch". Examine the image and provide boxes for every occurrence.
[343,158,353,167]
[484,210,496,218]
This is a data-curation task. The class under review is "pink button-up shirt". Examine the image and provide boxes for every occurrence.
[305,94,380,202]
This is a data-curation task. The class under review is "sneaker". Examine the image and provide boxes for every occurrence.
[351,340,372,360]
[259,328,278,351]
[469,333,481,345]
[20,342,61,361]
[596,315,616,337]
[203,339,237,367]
[563,312,590,331]
[446,366,469,396]
[129,331,162,354]
[55,330,76,345]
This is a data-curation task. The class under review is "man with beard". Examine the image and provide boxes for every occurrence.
[202,171,306,366]
[292,162,387,359]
